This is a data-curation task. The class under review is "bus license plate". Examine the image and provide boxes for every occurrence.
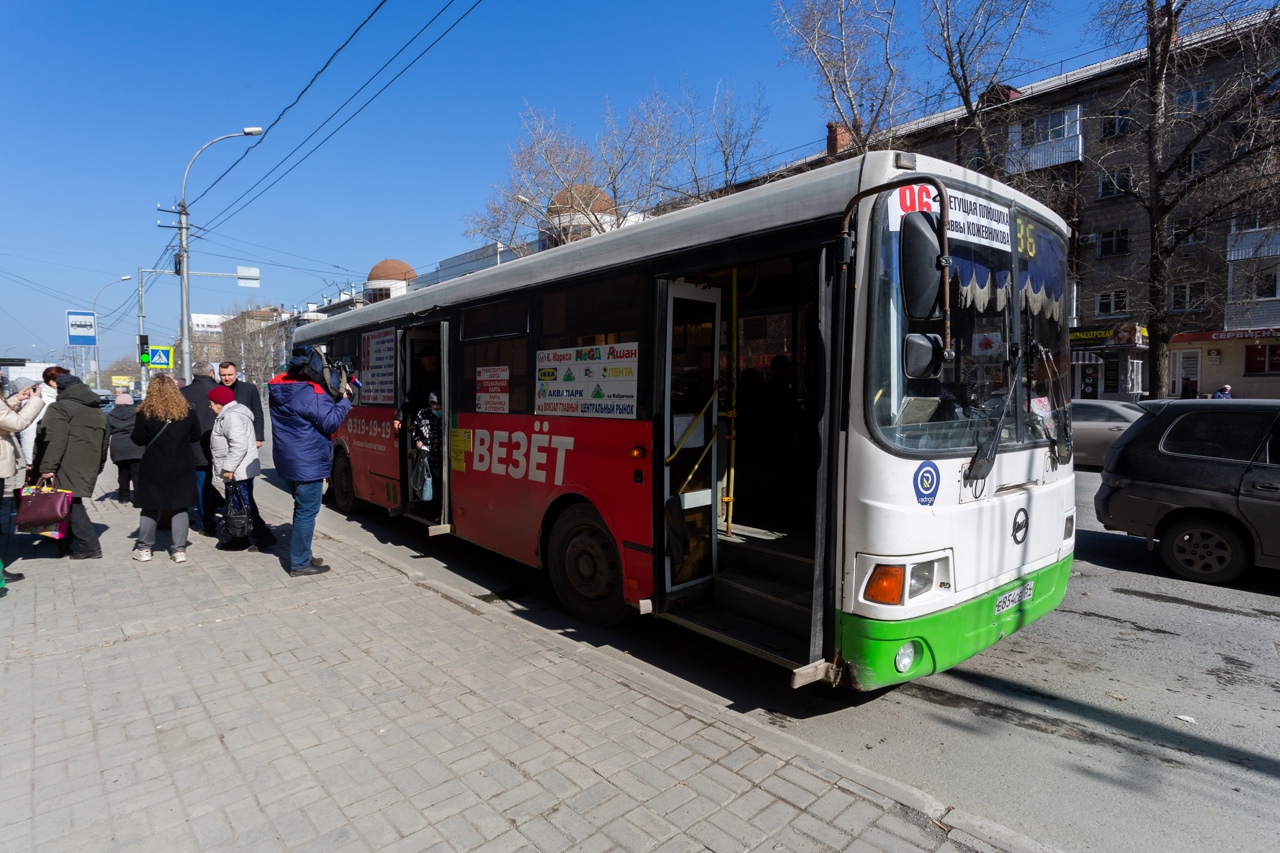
[995,581,1034,615]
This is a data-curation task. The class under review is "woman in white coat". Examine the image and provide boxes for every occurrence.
[17,367,68,484]
[2,384,46,583]
[207,385,261,549]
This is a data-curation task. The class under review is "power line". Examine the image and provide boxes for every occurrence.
[191,0,391,207]
[203,0,485,234]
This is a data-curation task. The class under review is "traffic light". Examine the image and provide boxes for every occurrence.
[138,334,150,365]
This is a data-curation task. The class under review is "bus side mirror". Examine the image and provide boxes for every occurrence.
[903,333,944,379]
[901,211,942,320]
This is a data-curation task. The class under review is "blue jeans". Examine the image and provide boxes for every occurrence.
[286,480,324,570]
[193,466,222,532]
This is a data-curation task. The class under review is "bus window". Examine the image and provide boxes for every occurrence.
[460,337,529,414]
[538,274,650,419]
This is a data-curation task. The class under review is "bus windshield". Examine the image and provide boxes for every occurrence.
[868,187,1070,457]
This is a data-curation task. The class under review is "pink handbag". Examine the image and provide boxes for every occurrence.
[16,476,73,531]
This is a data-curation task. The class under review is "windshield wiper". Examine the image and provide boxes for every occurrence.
[965,343,1021,485]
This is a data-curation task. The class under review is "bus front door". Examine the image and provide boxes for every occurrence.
[663,283,721,598]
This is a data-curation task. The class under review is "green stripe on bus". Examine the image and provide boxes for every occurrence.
[836,555,1073,692]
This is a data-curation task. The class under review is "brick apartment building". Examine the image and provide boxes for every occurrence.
[876,13,1280,400]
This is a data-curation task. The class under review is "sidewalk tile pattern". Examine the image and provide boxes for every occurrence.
[0,481,982,852]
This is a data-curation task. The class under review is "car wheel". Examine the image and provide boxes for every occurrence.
[1159,517,1250,584]
[330,451,357,514]
[548,504,634,627]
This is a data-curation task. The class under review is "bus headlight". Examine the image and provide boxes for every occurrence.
[908,560,938,599]
[894,642,916,673]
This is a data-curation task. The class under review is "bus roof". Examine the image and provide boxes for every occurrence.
[296,150,1065,344]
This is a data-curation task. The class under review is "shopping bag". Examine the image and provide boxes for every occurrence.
[410,450,433,501]
[220,483,253,539]
[17,478,72,532]
[38,520,70,540]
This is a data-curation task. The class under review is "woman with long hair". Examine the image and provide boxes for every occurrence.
[130,374,200,562]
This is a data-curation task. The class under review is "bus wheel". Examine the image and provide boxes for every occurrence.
[549,504,633,627]
[331,451,357,514]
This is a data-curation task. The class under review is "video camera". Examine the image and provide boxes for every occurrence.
[288,346,361,401]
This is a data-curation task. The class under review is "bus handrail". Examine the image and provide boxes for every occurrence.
[665,390,718,465]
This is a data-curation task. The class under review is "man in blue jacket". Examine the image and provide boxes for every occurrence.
[267,349,353,576]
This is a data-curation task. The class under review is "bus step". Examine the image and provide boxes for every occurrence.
[656,604,809,669]
[718,527,814,585]
[714,569,812,636]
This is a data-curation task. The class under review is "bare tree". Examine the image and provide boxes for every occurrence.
[667,80,773,202]
[773,0,908,154]
[919,0,1042,173]
[1089,1,1280,396]
[466,85,771,250]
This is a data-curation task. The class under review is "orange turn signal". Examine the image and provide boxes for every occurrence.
[865,564,905,605]
[631,446,646,458]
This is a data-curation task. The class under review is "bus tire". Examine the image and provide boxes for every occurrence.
[330,450,357,514]
[548,504,633,627]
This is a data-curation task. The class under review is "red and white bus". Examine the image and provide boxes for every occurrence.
[294,150,1075,689]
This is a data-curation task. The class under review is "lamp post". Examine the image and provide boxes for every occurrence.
[91,275,132,387]
[178,127,263,381]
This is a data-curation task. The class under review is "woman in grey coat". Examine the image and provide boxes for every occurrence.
[208,385,261,549]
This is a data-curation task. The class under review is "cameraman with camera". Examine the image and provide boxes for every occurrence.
[267,347,353,577]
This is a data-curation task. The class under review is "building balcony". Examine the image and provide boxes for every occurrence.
[1005,133,1084,174]
[1227,226,1280,262]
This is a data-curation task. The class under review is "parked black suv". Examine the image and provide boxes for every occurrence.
[1095,399,1280,584]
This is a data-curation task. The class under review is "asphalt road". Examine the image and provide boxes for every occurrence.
[252,443,1280,853]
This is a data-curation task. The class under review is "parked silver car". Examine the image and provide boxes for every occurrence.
[1070,400,1144,468]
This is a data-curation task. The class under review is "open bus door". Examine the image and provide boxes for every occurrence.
[662,283,721,598]
[400,321,451,535]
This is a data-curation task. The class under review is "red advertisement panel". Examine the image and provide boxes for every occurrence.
[334,406,402,509]
[451,413,655,601]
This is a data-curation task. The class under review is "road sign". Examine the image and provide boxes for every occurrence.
[148,346,173,368]
[67,311,97,346]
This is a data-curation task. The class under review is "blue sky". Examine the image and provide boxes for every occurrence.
[0,0,1110,368]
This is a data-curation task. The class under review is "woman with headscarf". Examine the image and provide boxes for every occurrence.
[130,374,200,563]
[207,384,262,550]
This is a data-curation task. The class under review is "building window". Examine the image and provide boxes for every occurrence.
[1177,148,1211,180]
[1241,264,1280,300]
[1101,109,1134,138]
[1098,166,1133,198]
[1096,289,1129,315]
[1169,281,1204,311]
[1021,110,1072,146]
[1176,83,1214,114]
[1172,217,1205,246]
[1247,344,1280,374]
[1097,229,1130,257]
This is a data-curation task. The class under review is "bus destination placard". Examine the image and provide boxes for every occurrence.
[360,328,396,404]
[535,344,638,419]
[476,366,510,413]
[888,184,1012,252]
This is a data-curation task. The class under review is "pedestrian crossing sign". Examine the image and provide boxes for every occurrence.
[148,346,173,368]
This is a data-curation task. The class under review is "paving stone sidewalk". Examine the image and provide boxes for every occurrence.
[0,480,1048,853]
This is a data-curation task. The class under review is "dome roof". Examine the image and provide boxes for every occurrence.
[547,185,616,217]
[367,259,417,281]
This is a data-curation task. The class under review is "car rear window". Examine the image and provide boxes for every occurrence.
[1161,411,1276,461]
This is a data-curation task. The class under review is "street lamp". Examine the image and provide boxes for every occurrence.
[91,275,131,387]
[178,126,263,381]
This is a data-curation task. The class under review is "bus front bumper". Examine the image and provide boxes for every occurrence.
[834,555,1072,691]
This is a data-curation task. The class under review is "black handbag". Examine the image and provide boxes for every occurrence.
[220,482,253,539]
